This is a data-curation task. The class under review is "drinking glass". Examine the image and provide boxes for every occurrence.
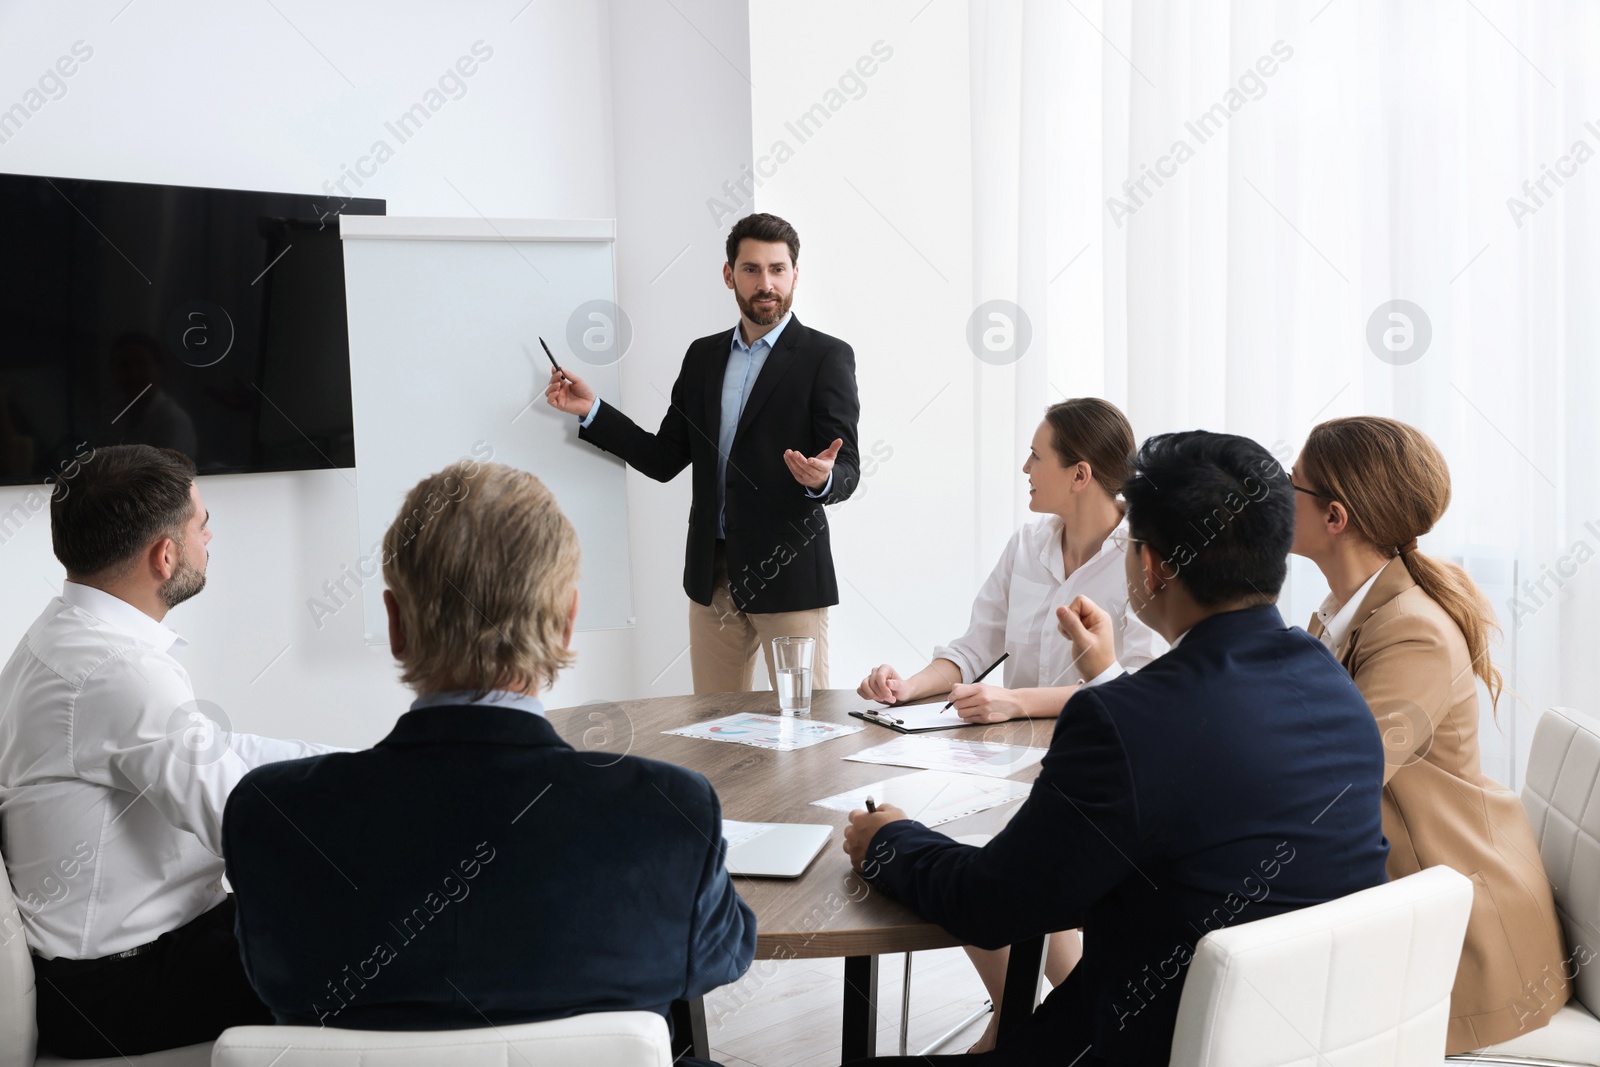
[772,636,815,716]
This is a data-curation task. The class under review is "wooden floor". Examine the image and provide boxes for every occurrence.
[704,947,993,1067]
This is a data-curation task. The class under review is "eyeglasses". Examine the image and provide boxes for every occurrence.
[1291,482,1333,501]
[1109,530,1144,552]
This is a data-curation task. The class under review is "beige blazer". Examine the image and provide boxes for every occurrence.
[1310,559,1569,1052]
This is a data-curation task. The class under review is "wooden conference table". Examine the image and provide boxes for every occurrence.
[545,688,1054,1063]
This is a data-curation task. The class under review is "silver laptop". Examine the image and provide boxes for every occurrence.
[724,820,833,879]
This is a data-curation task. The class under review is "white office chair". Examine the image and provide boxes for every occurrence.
[1444,706,1600,1065]
[0,850,211,1067]
[1168,864,1474,1066]
[211,1012,673,1066]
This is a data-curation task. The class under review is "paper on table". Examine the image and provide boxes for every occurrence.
[811,770,1031,827]
[844,735,1047,778]
[665,713,864,752]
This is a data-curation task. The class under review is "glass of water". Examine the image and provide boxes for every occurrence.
[772,636,815,716]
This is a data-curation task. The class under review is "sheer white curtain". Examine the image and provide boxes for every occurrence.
[969,0,1600,784]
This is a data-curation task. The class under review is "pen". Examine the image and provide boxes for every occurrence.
[538,336,571,383]
[943,652,1010,712]
[865,796,877,813]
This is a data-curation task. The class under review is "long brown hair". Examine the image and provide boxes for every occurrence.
[1043,398,1136,497]
[1299,416,1502,709]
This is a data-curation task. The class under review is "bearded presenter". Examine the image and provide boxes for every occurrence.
[545,213,860,695]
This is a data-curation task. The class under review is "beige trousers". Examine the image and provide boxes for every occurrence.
[688,544,830,695]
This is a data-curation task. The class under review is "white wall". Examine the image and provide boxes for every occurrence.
[0,0,753,746]
[746,3,982,689]
[604,0,753,699]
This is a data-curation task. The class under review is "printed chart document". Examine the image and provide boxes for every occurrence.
[811,770,1031,827]
[665,713,863,752]
[849,702,983,733]
[844,736,1048,779]
[722,820,833,878]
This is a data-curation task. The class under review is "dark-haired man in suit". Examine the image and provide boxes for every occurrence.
[545,212,859,694]
[843,431,1391,1066]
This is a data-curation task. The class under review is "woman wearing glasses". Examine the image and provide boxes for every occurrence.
[856,398,1164,1052]
[1291,416,1567,1053]
[857,398,1165,722]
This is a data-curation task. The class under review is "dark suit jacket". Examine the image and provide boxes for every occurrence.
[222,706,756,1031]
[579,315,860,613]
[863,605,1390,1066]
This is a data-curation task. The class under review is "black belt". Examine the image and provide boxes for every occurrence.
[33,939,158,975]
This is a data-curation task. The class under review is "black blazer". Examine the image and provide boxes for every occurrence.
[579,315,860,613]
[222,706,756,1031]
[862,605,1391,1066]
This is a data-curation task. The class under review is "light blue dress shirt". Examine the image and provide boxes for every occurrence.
[579,311,832,537]
[409,689,546,717]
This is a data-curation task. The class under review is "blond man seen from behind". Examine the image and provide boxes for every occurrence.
[223,462,753,1066]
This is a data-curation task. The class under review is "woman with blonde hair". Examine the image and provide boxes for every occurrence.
[1291,416,1568,1053]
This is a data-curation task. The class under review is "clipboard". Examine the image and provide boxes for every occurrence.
[848,702,984,734]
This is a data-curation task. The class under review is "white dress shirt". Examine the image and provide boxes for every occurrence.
[0,582,332,960]
[933,517,1167,690]
[409,689,546,715]
[1314,561,1390,653]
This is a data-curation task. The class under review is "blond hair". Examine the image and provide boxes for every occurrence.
[381,461,579,694]
[1300,417,1503,710]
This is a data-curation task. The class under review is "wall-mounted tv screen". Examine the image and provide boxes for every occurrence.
[0,172,384,485]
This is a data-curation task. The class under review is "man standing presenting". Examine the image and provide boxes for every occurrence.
[546,213,860,694]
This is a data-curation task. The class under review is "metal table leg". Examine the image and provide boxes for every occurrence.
[841,954,880,1062]
[899,952,913,1055]
[997,934,1048,1047]
[669,996,709,1063]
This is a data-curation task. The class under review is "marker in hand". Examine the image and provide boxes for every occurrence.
[865,796,877,814]
[538,336,571,383]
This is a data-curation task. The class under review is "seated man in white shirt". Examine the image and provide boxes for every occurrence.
[0,444,333,1058]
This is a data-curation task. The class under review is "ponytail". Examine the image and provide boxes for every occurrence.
[1399,550,1504,711]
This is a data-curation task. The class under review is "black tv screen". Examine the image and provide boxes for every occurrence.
[0,173,384,485]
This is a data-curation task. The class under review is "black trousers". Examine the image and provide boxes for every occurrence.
[34,896,271,1058]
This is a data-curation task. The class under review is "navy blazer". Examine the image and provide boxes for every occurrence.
[222,705,756,1031]
[863,605,1390,1066]
[579,315,860,613]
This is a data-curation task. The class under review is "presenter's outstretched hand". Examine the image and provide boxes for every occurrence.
[844,803,909,874]
[783,438,842,491]
[545,367,597,417]
[858,664,908,704]
[947,683,1025,723]
[1057,595,1116,681]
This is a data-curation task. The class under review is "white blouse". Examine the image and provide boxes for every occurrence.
[932,517,1167,690]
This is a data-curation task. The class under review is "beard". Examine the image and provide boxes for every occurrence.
[736,286,792,326]
[160,553,208,609]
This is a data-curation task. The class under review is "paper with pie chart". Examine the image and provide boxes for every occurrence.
[844,735,1047,779]
[664,713,864,752]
